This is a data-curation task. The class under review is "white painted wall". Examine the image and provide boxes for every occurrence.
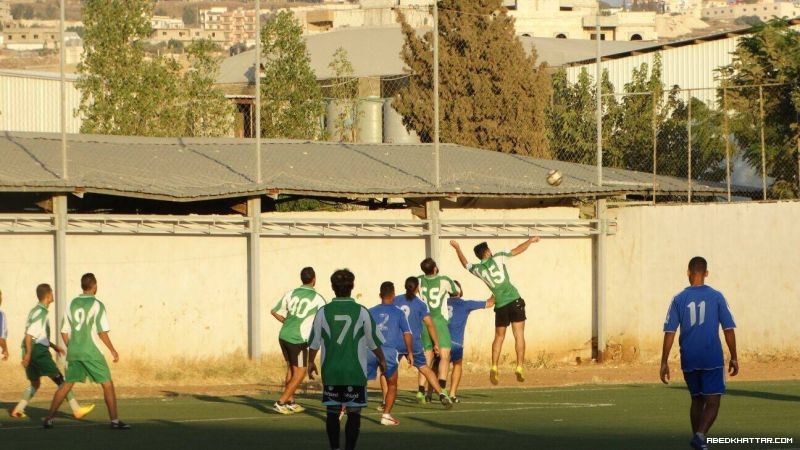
[0,70,82,133]
[606,201,800,360]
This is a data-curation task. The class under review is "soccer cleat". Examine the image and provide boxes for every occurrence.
[380,414,400,426]
[515,366,525,382]
[451,396,461,404]
[110,420,131,430]
[42,418,54,429]
[415,392,426,404]
[439,393,453,409]
[490,366,500,385]
[286,403,305,414]
[9,408,28,419]
[273,402,293,415]
[690,434,708,450]
[74,404,96,419]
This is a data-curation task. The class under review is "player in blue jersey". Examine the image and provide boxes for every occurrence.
[392,276,453,408]
[660,257,738,450]
[367,281,414,426]
[447,281,494,402]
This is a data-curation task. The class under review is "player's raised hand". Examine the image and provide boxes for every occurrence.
[728,359,739,377]
[529,236,540,244]
[449,240,460,249]
[659,362,670,384]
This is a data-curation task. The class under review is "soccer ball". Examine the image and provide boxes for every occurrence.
[547,169,563,186]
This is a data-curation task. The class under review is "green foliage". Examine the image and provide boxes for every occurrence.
[78,0,232,138]
[183,40,235,137]
[259,10,325,140]
[395,0,551,157]
[11,4,34,20]
[326,47,360,142]
[183,5,199,26]
[66,26,85,39]
[717,18,800,198]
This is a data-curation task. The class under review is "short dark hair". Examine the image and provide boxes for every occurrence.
[331,269,355,298]
[36,283,52,301]
[81,273,97,291]
[453,280,462,297]
[404,276,419,298]
[688,256,707,274]
[420,258,437,275]
[474,242,490,259]
[380,281,395,299]
[300,267,315,285]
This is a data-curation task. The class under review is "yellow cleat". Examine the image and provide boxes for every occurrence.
[74,404,96,420]
[515,366,525,383]
[9,409,28,419]
[490,366,499,385]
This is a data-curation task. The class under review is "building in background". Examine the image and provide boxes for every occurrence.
[506,0,659,41]
[0,0,12,26]
[0,69,82,133]
[151,15,185,30]
[702,0,800,21]
[198,7,260,47]
[149,27,226,46]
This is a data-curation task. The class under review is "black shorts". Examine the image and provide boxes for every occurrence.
[495,298,526,327]
[322,385,368,407]
[279,339,308,368]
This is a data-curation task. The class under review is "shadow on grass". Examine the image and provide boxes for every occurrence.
[192,395,272,414]
[726,389,800,402]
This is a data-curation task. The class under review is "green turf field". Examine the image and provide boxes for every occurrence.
[2,381,798,449]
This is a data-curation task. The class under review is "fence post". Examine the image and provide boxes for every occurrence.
[592,199,607,362]
[687,92,692,203]
[53,195,68,347]
[723,86,732,202]
[652,91,658,205]
[759,86,767,200]
[247,197,262,359]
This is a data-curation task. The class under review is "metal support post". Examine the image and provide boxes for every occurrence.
[247,197,262,359]
[592,199,607,362]
[425,200,441,262]
[53,195,68,346]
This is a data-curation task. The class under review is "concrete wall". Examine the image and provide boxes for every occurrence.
[605,201,800,360]
[1,202,797,364]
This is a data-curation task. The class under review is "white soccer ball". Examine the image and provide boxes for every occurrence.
[547,169,563,187]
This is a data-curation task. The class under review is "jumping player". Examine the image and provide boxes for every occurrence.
[447,282,494,402]
[10,284,94,420]
[308,269,385,450]
[366,281,413,426]
[450,237,539,384]
[393,276,453,407]
[0,290,7,362]
[418,258,458,397]
[660,257,738,450]
[43,273,129,430]
[271,267,327,414]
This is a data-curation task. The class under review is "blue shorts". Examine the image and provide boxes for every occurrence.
[451,344,464,363]
[367,347,400,380]
[683,368,726,396]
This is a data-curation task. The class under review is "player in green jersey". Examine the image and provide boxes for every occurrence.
[418,258,459,398]
[308,269,385,450]
[271,266,327,415]
[9,284,94,420]
[451,237,539,384]
[0,290,8,362]
[43,273,130,430]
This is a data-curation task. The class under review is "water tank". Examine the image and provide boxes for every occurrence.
[357,96,384,144]
[325,99,351,141]
[383,98,421,144]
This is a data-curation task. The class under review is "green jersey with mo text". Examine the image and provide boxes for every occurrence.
[21,304,51,352]
[61,294,110,362]
[272,285,327,344]
[418,274,458,322]
[467,250,521,308]
[308,298,382,386]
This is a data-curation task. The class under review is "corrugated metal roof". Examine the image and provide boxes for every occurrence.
[0,131,732,202]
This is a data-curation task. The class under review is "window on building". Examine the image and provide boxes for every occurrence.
[631,33,643,40]
[555,33,567,39]
[560,6,573,11]
[33,34,38,39]
[590,33,606,40]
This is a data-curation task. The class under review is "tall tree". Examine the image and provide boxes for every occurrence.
[260,10,324,139]
[183,40,235,137]
[326,47,359,142]
[395,0,551,157]
[78,0,184,136]
[717,18,800,198]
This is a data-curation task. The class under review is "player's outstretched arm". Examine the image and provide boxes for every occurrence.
[511,236,540,256]
[659,332,676,384]
[449,240,469,269]
[98,332,119,363]
[724,329,739,376]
